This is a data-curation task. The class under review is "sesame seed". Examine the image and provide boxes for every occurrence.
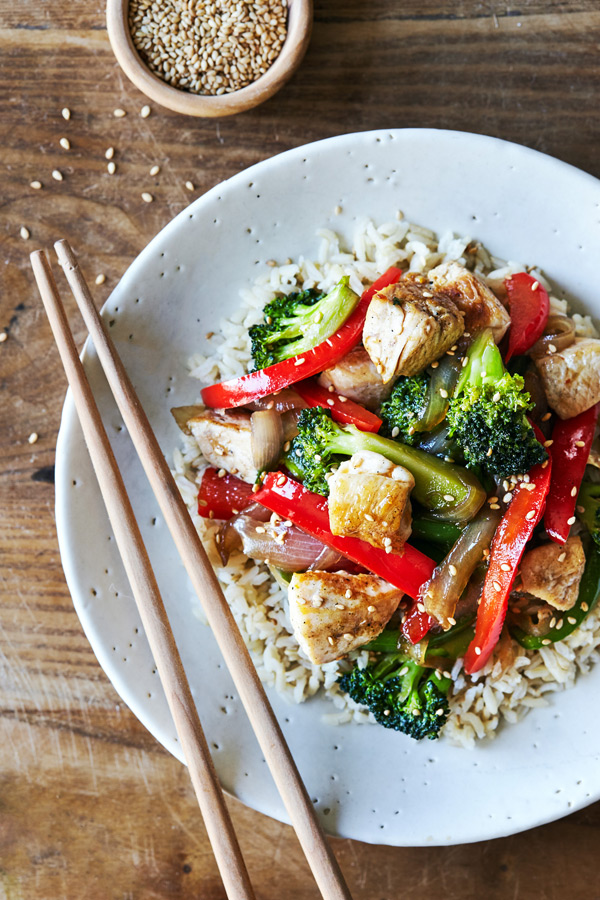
[283,441,290,452]
[107,161,116,175]
[558,552,567,562]
[276,474,286,486]
[461,356,468,368]
[343,633,353,641]
[492,392,501,402]
[30,180,42,189]
[547,344,557,354]
[489,503,501,510]
[294,358,305,366]
[541,412,552,422]
[525,510,536,520]
[474,646,482,655]
[391,426,400,438]
[383,709,390,716]
[327,636,334,646]
[338,395,348,403]
[113,108,126,118]
[52,169,63,181]
[542,459,549,468]
[20,226,30,240]
[149,165,160,176]
[449,564,457,576]
[335,603,345,610]
[327,398,334,406]
[334,205,342,215]
[251,483,260,493]
[142,192,154,203]
[367,605,375,613]
[550,617,556,629]
[492,581,502,592]
[439,388,448,399]
[208,510,214,518]
[140,105,151,118]
[443,494,455,502]
[436,708,445,717]
[312,596,323,608]
[217,468,226,478]
[503,492,513,503]
[376,364,383,374]
[543,440,553,448]
[345,589,352,599]
[364,514,374,522]
[417,602,425,613]
[105,147,115,160]
[571,486,578,497]
[447,616,456,626]
[59,137,70,150]
[581,602,589,612]
[486,447,493,457]
[185,181,195,191]
[327,385,335,393]
[95,274,106,285]
[575,440,586,448]
[531,281,539,291]
[430,361,439,369]
[567,516,576,525]
[0,332,7,342]
[444,456,455,463]
[488,496,498,504]
[399,666,409,677]
[567,616,577,625]
[61,107,71,120]
[28,432,38,444]
[557,618,564,629]
[542,639,552,645]
[500,563,511,572]
[577,504,585,513]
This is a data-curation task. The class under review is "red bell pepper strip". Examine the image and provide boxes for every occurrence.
[201,267,402,410]
[293,378,382,433]
[402,604,435,644]
[464,451,552,675]
[253,471,435,600]
[504,272,550,362]
[197,467,255,519]
[544,402,600,545]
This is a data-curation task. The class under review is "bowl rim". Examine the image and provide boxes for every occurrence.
[106,0,313,117]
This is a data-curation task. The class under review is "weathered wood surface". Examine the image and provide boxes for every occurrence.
[2,1,600,898]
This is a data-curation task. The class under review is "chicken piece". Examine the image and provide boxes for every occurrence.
[534,338,600,419]
[519,536,585,611]
[288,570,402,664]
[428,261,511,342]
[171,406,258,482]
[317,346,393,411]
[328,450,414,552]
[363,275,464,382]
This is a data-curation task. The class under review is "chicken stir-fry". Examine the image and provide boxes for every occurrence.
[519,536,586,611]
[318,345,392,410]
[428,262,511,341]
[534,338,600,419]
[173,406,258,482]
[362,275,465,381]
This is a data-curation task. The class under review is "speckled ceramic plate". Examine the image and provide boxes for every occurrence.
[55,129,600,846]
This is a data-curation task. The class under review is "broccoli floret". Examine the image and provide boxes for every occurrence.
[249,277,359,370]
[577,481,600,547]
[338,655,451,740]
[285,406,486,522]
[446,328,546,479]
[380,373,429,444]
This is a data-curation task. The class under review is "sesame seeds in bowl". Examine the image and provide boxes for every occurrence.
[106,0,313,117]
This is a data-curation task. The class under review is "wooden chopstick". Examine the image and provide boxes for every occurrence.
[30,250,256,900]
[49,240,353,900]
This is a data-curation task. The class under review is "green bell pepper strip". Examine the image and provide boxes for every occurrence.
[510,546,600,649]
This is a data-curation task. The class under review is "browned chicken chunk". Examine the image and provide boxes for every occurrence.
[288,570,402,664]
[171,406,258,482]
[318,346,393,411]
[363,275,464,382]
[328,451,414,553]
[519,536,585,611]
[534,338,600,419]
[428,261,511,341]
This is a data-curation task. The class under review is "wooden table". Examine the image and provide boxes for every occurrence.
[2,2,600,897]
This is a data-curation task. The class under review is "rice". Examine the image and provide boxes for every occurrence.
[173,214,600,748]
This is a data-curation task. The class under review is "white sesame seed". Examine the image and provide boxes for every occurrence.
[525,510,536,520]
[140,105,151,118]
[283,441,290,452]
[52,169,63,181]
[20,226,30,240]
[107,161,116,175]
[503,492,513,503]
[367,605,375,613]
[327,385,335,392]
[334,205,342,215]
[335,603,345,610]
[327,398,334,406]
[567,616,577,625]
[443,494,455,502]
[95,274,106,285]
[338,395,348,403]
[149,165,160,176]
[492,581,502,592]
[581,602,589,612]
[542,639,552,645]
[474,646,482,655]
[461,355,469,368]
[575,440,586,448]
[531,281,539,291]
[0,332,6,343]
[447,616,456,626]
[486,447,493,457]
[276,474,286,486]
[30,180,42,189]
[345,589,352,599]
[558,552,567,562]
[571,486,578,497]
[105,147,115,160]
[430,361,439,369]
[436,708,445,717]
[567,516,576,525]
[343,633,353,641]
[61,107,71,121]
[547,344,557,354]
[417,602,425,613]
[327,636,334,646]
[141,192,154,203]
[449,564,457,576]
[293,358,305,366]
[541,412,552,421]
[185,181,195,191]
[439,388,448,399]
[59,137,70,150]
[113,108,126,118]
[492,392,501,402]
[391,426,400,438]
[217,468,226,478]
[28,432,38,444]
[364,514,374,521]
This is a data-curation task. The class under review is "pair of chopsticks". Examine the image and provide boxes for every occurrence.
[31,242,353,900]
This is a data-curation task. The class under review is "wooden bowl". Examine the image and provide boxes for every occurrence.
[106,0,313,118]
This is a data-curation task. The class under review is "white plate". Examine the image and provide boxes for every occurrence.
[55,129,600,846]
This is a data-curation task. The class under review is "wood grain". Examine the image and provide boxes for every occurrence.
[2,1,600,898]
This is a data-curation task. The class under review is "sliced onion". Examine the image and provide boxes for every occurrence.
[250,409,283,471]
[421,508,501,629]
[247,389,307,413]
[230,514,338,572]
[522,366,548,423]
[307,544,345,571]
[281,408,303,442]
[216,503,271,565]
[528,314,576,358]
